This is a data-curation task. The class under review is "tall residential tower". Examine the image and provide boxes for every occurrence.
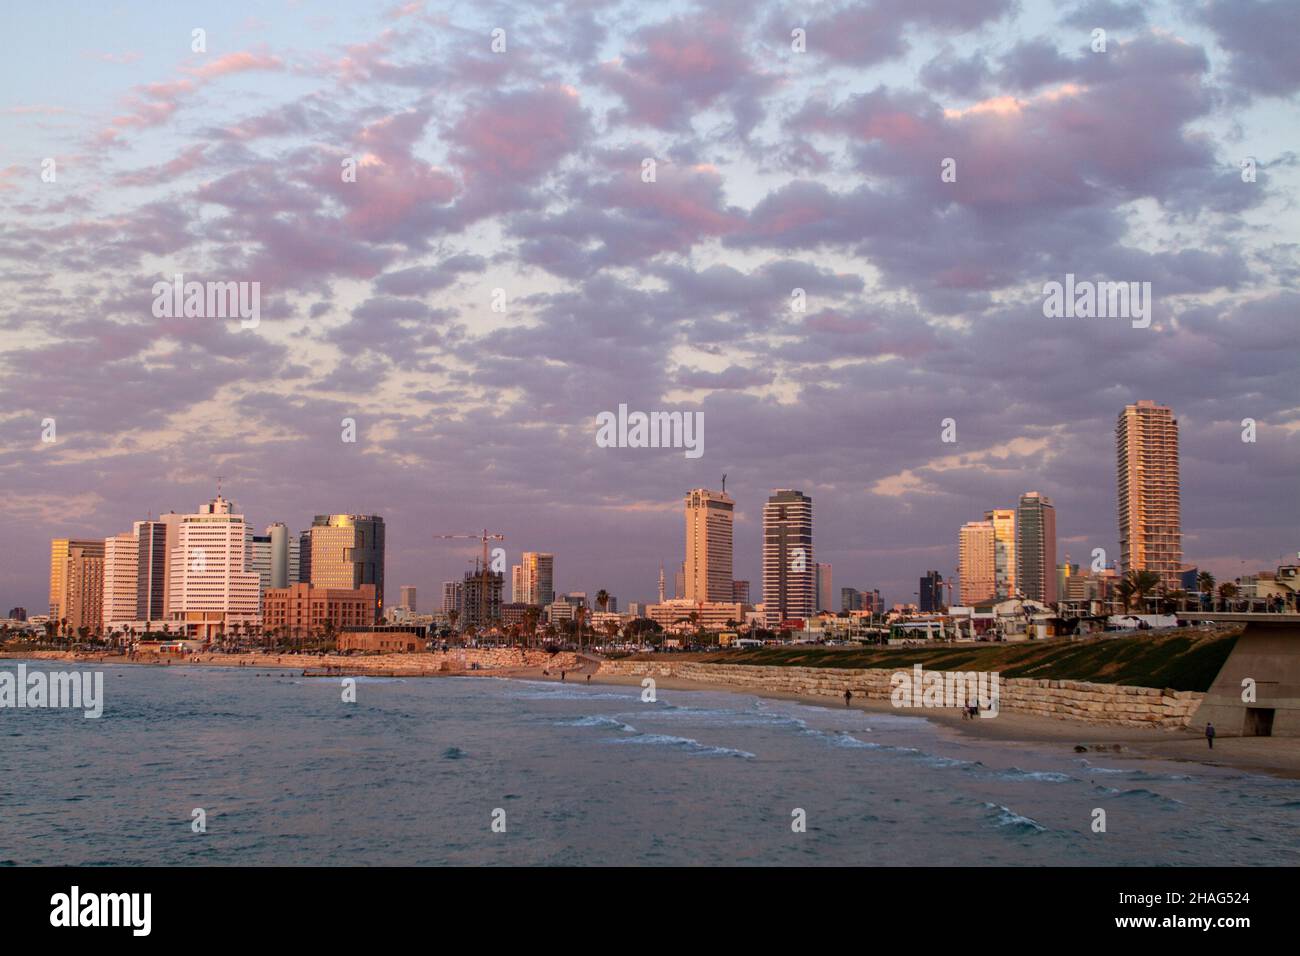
[762,489,814,627]
[1116,401,1182,590]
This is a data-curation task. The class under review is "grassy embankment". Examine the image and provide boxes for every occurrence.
[636,626,1241,693]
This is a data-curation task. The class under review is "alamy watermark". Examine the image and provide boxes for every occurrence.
[595,403,703,459]
[1041,274,1150,329]
[151,273,260,329]
[1,664,104,718]
[890,664,1000,717]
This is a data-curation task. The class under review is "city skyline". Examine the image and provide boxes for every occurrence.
[10,413,1297,618]
[1,2,1297,618]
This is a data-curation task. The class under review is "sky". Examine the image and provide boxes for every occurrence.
[1,0,1297,615]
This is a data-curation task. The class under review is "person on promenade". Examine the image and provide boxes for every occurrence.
[560,670,566,681]
[1206,722,1216,749]
[844,689,852,707]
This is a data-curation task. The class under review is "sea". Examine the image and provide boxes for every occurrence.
[2,660,1297,865]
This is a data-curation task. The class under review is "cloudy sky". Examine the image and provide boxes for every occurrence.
[1,0,1297,615]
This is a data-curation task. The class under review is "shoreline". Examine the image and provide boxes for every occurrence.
[6,650,1297,780]
[583,670,1300,781]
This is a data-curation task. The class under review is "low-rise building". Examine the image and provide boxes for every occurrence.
[337,624,427,654]
[647,599,744,631]
[263,583,377,640]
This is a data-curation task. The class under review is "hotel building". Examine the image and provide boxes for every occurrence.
[303,514,385,621]
[49,538,105,633]
[1117,401,1183,590]
[102,531,140,629]
[684,488,734,604]
[167,495,261,639]
[262,583,377,641]
[958,520,996,605]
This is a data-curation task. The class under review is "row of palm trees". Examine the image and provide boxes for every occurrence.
[1114,569,1248,613]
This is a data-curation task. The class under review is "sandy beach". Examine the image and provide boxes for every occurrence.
[584,669,1300,781]
[7,649,1297,779]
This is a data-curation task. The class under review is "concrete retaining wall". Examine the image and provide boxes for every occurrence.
[598,659,1203,728]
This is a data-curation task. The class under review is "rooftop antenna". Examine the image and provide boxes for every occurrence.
[721,473,727,494]
[216,474,225,497]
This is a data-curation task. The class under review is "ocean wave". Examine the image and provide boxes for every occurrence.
[558,714,637,733]
[993,767,1074,783]
[984,802,1048,833]
[1109,787,1184,808]
[605,733,755,759]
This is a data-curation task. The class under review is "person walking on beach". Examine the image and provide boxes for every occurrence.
[844,689,852,707]
[1206,722,1215,749]
[560,670,566,682]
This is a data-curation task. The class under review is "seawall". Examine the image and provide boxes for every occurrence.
[597,659,1204,728]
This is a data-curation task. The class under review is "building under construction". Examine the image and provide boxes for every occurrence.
[457,567,503,629]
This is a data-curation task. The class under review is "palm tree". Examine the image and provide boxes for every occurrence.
[596,590,609,613]
[1123,570,1161,613]
[1218,582,1239,612]
[1116,577,1137,612]
[1197,571,1216,609]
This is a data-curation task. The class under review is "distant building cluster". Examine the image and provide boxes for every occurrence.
[13,401,1293,649]
[43,493,384,642]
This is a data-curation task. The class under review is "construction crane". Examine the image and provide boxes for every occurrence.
[433,530,505,633]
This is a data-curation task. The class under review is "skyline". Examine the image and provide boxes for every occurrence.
[12,396,1296,617]
[2,1,1298,614]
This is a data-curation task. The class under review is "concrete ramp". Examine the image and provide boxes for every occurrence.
[1194,617,1300,736]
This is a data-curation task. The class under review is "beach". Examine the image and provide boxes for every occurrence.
[4,648,1296,779]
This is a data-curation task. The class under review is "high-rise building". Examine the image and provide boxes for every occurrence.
[102,532,139,629]
[65,542,104,636]
[673,561,685,600]
[441,580,462,616]
[135,520,170,623]
[399,585,417,612]
[959,520,996,605]
[459,569,503,628]
[841,587,861,612]
[304,514,385,621]
[515,552,554,607]
[49,538,102,621]
[297,529,313,583]
[1016,492,1057,603]
[168,494,262,639]
[762,489,814,627]
[1117,401,1183,590]
[732,580,751,605]
[251,533,274,596]
[684,488,735,603]
[259,522,298,590]
[919,570,944,612]
[49,538,105,632]
[815,563,833,613]
[983,508,1017,598]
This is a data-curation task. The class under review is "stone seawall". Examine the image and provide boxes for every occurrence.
[598,659,1204,728]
